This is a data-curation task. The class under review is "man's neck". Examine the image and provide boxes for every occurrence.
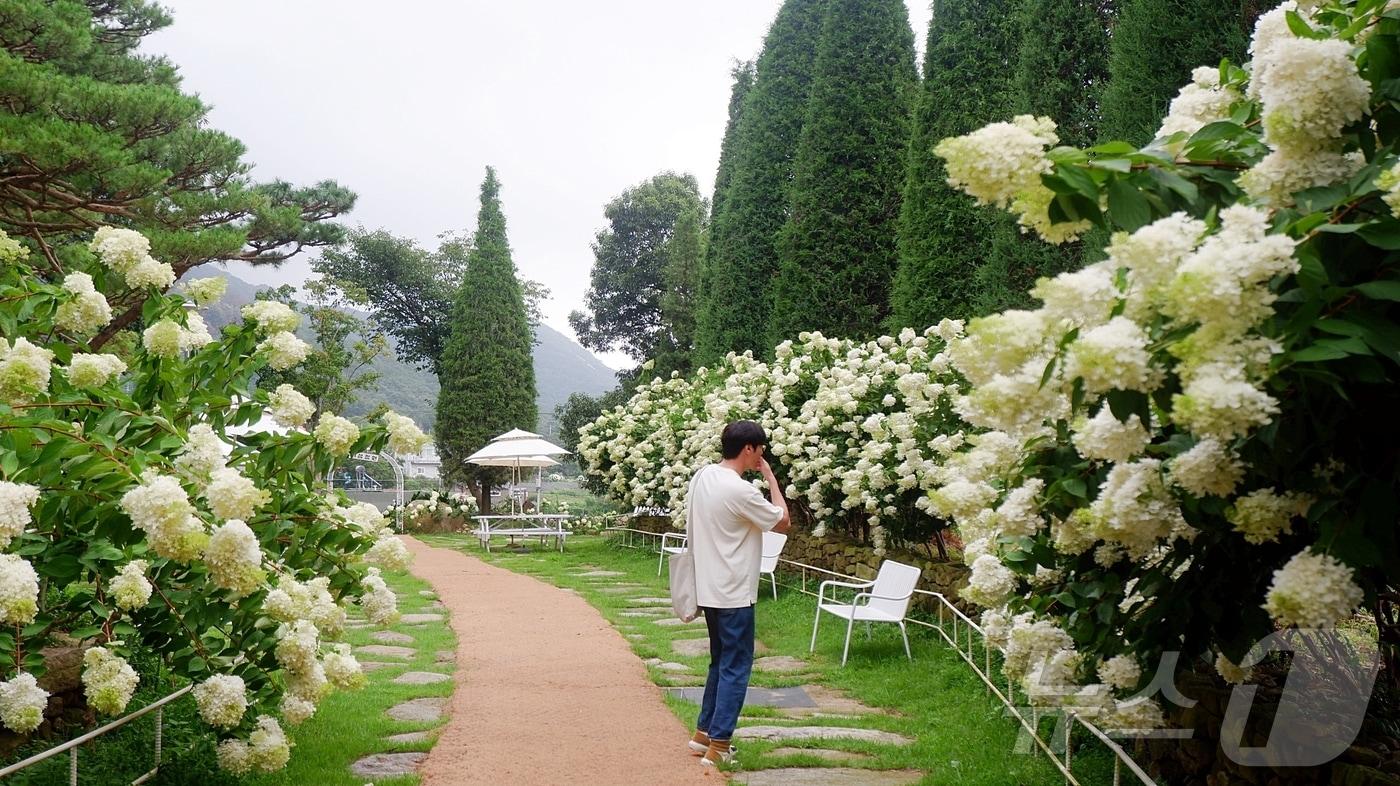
[717,459,746,475]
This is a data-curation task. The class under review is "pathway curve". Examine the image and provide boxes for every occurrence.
[402,536,715,786]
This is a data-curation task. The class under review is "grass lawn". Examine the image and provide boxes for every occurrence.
[418,533,1120,786]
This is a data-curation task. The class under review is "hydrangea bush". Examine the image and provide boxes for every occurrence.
[582,0,1398,727]
[0,227,428,771]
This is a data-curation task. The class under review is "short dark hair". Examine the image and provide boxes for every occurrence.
[721,420,767,459]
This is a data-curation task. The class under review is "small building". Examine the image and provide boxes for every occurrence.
[402,442,442,479]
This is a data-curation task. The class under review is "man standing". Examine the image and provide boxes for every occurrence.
[685,420,790,767]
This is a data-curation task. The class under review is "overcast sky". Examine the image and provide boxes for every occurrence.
[147,1,932,370]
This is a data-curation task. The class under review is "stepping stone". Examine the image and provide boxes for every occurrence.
[733,726,914,746]
[359,661,398,671]
[418,590,437,598]
[754,656,809,674]
[803,685,883,716]
[372,631,415,645]
[768,747,874,762]
[620,610,667,618]
[357,645,415,659]
[629,597,674,605]
[392,671,452,685]
[660,674,706,686]
[401,613,444,624]
[436,650,454,663]
[425,600,445,609]
[384,731,434,745]
[653,617,705,627]
[626,634,645,641]
[573,570,625,577]
[387,697,448,723]
[732,768,922,786]
[350,752,427,778]
[599,586,646,594]
[669,686,816,709]
[672,638,770,657]
[656,662,691,672]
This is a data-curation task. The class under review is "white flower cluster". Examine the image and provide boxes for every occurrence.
[1157,66,1241,143]
[0,672,48,733]
[0,553,39,625]
[257,331,311,370]
[269,384,315,428]
[1228,488,1310,545]
[205,519,267,596]
[185,276,228,306]
[381,411,429,455]
[336,501,386,532]
[1263,550,1363,628]
[111,560,153,610]
[175,423,226,483]
[359,567,399,626]
[67,353,127,388]
[204,467,271,522]
[0,337,55,404]
[142,316,214,358]
[82,647,139,715]
[314,414,360,456]
[263,575,347,638]
[962,554,1018,608]
[0,481,40,548]
[55,272,112,335]
[194,674,248,729]
[89,226,174,291]
[241,301,301,333]
[365,529,412,571]
[322,643,366,690]
[216,715,291,774]
[119,472,208,562]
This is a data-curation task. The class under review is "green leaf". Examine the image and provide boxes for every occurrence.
[1107,177,1152,230]
[1357,221,1400,249]
[1356,280,1400,300]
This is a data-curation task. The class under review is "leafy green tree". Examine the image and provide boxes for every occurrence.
[1099,0,1257,144]
[697,61,756,355]
[0,0,354,348]
[569,172,705,373]
[435,168,537,512]
[694,0,826,363]
[769,0,916,344]
[889,0,1023,329]
[256,279,387,423]
[655,202,705,376]
[554,392,604,455]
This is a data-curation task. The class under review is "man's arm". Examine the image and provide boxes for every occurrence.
[759,458,791,534]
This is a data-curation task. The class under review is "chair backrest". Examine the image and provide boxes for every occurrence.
[869,560,921,618]
[759,531,788,573]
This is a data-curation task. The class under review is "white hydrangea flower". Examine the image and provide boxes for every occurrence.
[947,309,1052,386]
[89,226,150,273]
[0,673,49,733]
[262,576,346,638]
[1215,652,1252,684]
[360,567,399,626]
[934,115,1058,208]
[1086,459,1187,559]
[0,337,55,404]
[1157,66,1240,141]
[322,643,366,690]
[119,473,208,562]
[314,415,360,456]
[1240,147,1364,207]
[1264,550,1363,629]
[269,384,315,428]
[338,501,386,532]
[111,560,153,611]
[246,715,291,772]
[204,467,271,522]
[241,300,300,333]
[55,272,113,335]
[1228,488,1310,545]
[1171,363,1280,440]
[1378,162,1400,219]
[1072,409,1150,464]
[216,739,251,774]
[1097,654,1142,692]
[185,276,227,306]
[992,479,1045,539]
[193,674,248,729]
[205,519,266,596]
[1031,263,1120,328]
[275,619,321,675]
[1004,616,1074,680]
[0,230,27,263]
[82,647,140,715]
[1256,37,1369,151]
[280,692,316,725]
[365,529,412,571]
[142,319,184,358]
[1024,647,1082,706]
[178,312,215,352]
[0,481,40,549]
[981,608,1011,650]
[0,554,39,625]
[1106,696,1164,731]
[1166,438,1245,497]
[962,554,1018,608]
[1063,317,1158,395]
[381,411,429,455]
[124,256,175,290]
[257,331,311,371]
[175,423,226,482]
[66,353,127,387]
[1164,206,1298,333]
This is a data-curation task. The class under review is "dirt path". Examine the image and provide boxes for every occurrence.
[403,536,717,786]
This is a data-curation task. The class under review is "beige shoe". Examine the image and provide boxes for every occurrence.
[688,731,710,754]
[700,738,734,767]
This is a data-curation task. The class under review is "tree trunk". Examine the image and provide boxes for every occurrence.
[475,479,493,516]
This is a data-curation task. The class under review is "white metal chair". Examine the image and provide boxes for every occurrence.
[759,531,787,600]
[657,531,688,576]
[809,559,920,666]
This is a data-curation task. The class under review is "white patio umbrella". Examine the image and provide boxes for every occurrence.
[466,431,569,513]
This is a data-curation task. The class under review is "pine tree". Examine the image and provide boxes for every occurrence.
[768,0,916,344]
[1100,0,1255,145]
[889,0,1024,330]
[693,0,826,364]
[695,62,754,368]
[435,168,537,512]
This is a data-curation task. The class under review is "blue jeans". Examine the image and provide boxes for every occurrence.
[695,605,755,741]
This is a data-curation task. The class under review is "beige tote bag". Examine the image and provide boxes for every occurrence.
[669,549,699,622]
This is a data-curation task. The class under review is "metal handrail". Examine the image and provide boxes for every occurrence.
[603,526,1156,785]
[0,684,193,785]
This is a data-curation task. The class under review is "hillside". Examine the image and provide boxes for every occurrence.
[185,268,619,434]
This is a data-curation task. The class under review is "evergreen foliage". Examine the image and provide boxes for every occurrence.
[768,0,916,344]
[0,0,354,348]
[696,60,754,361]
[435,168,537,511]
[656,202,705,376]
[889,0,1024,330]
[693,0,826,363]
[1100,0,1256,144]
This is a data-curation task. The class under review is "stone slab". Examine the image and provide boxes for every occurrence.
[628,597,675,605]
[733,726,913,746]
[653,617,705,627]
[357,644,416,659]
[392,670,452,685]
[372,631,414,645]
[656,662,691,672]
[768,748,875,762]
[599,586,647,594]
[358,661,399,672]
[668,685,816,709]
[418,590,436,598]
[400,613,444,624]
[672,638,770,657]
[754,656,810,674]
[384,731,434,745]
[386,697,448,723]
[435,650,454,663]
[425,600,445,609]
[620,610,668,617]
[732,768,922,786]
[350,752,427,777]
[573,570,626,577]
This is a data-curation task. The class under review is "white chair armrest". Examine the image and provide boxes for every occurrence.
[816,578,875,604]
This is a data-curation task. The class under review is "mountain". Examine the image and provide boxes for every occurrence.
[185,269,620,435]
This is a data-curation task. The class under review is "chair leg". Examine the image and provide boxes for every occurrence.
[770,573,777,600]
[900,621,911,660]
[842,614,856,667]
[865,621,872,641]
[657,550,664,577]
[810,607,822,652]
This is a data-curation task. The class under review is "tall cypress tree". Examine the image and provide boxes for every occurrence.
[435,167,537,512]
[889,0,1024,330]
[768,0,916,344]
[1099,0,1254,145]
[693,0,826,365]
[694,61,752,371]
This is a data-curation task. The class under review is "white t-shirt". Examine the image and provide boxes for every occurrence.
[686,464,784,608]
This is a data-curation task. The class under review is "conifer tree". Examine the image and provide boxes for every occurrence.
[693,0,826,363]
[889,0,1023,329]
[768,0,916,343]
[435,168,537,512]
[1100,0,1255,144]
